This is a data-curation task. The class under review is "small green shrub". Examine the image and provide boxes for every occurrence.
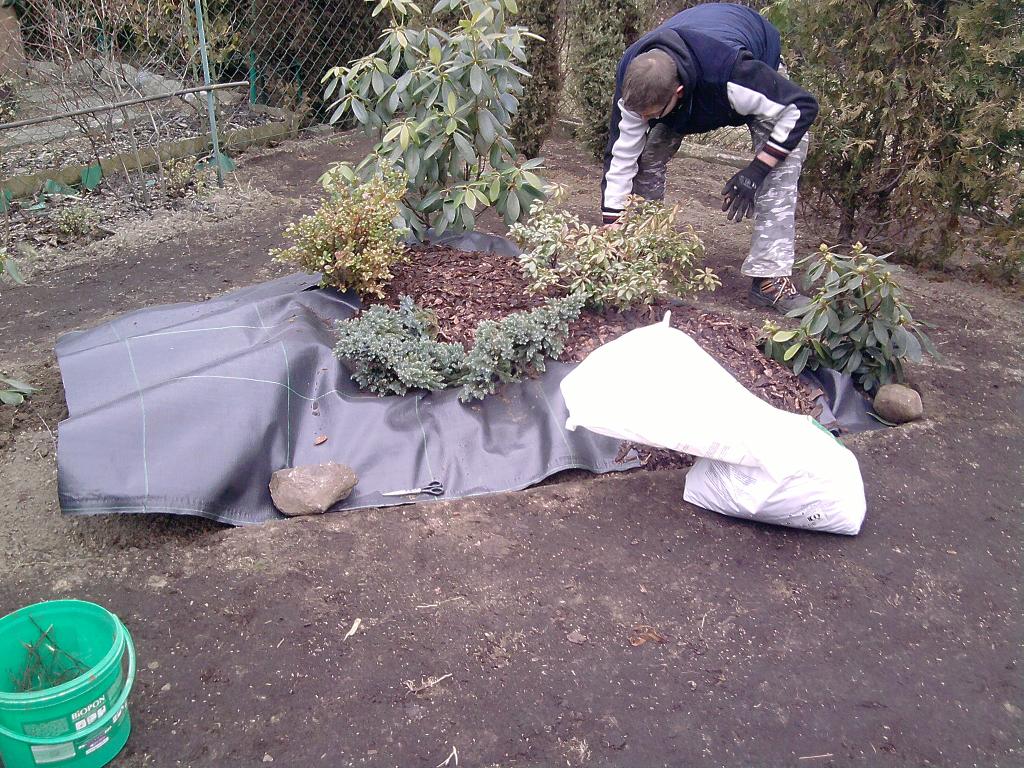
[53,204,100,237]
[334,293,584,401]
[510,192,718,309]
[271,165,409,297]
[761,242,936,393]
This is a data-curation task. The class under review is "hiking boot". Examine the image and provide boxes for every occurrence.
[749,276,810,314]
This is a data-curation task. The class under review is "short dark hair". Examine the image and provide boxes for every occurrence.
[622,50,679,114]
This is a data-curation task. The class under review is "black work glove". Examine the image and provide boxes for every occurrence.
[721,158,772,222]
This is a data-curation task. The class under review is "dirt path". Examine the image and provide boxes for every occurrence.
[0,130,1021,767]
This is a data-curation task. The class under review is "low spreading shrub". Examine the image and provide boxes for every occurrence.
[334,293,584,401]
[459,292,585,400]
[333,297,468,396]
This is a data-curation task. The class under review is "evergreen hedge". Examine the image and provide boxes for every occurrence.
[771,0,1023,279]
[565,0,652,158]
[508,0,562,158]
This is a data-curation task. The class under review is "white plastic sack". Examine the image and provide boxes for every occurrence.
[560,315,866,535]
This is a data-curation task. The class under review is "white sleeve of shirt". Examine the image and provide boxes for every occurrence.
[602,101,650,212]
[725,81,801,155]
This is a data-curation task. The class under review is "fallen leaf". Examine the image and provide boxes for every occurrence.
[629,624,667,647]
[314,435,328,445]
[566,630,588,645]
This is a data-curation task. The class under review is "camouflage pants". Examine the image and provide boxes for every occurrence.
[632,119,809,278]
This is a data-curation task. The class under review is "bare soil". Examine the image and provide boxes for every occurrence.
[0,128,1021,767]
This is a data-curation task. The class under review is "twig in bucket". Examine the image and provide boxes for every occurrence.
[30,616,89,674]
[13,618,90,692]
[15,623,55,691]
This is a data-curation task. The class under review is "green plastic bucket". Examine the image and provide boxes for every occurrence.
[0,600,136,768]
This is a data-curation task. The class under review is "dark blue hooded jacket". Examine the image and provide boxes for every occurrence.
[601,3,818,221]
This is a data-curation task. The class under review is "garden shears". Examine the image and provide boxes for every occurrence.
[381,480,445,497]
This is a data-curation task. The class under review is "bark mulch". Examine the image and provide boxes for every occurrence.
[371,243,825,470]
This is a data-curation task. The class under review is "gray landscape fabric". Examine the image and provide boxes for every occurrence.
[54,270,636,525]
[804,367,880,434]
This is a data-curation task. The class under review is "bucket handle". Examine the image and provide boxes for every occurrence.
[0,617,136,747]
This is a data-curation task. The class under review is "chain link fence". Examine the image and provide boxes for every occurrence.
[240,0,381,116]
[3,0,223,177]
[0,0,381,184]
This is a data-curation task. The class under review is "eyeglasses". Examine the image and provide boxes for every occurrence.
[642,90,678,121]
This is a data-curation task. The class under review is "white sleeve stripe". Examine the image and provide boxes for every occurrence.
[726,82,803,148]
[769,105,800,147]
[726,81,786,120]
[603,101,649,212]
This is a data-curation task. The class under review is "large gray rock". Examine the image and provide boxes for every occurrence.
[874,383,924,424]
[269,462,358,517]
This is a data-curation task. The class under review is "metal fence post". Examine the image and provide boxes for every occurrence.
[193,0,224,186]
